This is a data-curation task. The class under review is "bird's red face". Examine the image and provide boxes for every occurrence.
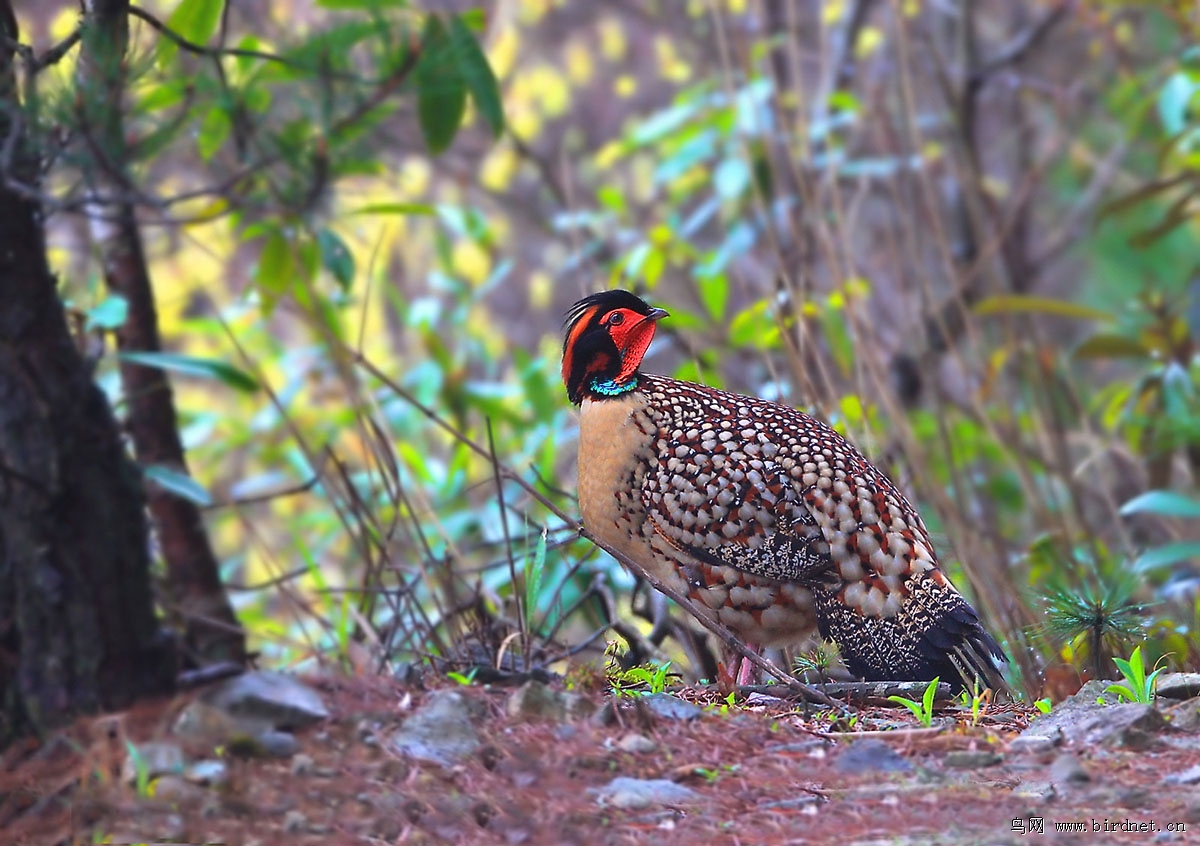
[562,291,669,405]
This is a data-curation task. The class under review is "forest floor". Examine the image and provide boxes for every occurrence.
[3,670,1200,845]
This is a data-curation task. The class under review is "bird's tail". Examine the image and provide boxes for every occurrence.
[814,571,1011,697]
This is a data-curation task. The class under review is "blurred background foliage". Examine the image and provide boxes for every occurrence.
[15,0,1200,700]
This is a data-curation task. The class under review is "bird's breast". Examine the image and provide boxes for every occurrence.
[577,393,656,560]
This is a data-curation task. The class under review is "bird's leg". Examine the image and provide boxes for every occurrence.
[717,641,762,694]
[736,644,762,687]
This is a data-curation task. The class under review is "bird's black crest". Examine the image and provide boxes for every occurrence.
[564,289,655,331]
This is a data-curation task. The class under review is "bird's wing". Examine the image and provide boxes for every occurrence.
[635,376,1008,691]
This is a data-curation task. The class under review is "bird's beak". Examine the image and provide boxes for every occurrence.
[646,307,669,321]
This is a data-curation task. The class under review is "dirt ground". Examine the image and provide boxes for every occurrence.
[2,672,1198,845]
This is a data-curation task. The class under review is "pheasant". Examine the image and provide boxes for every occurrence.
[562,289,1007,691]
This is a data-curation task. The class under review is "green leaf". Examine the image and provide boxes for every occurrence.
[415,15,467,154]
[1134,541,1200,573]
[318,228,355,290]
[525,529,547,626]
[118,351,259,393]
[197,106,231,161]
[142,464,213,507]
[448,14,504,138]
[318,0,409,8]
[1120,490,1200,519]
[256,230,294,303]
[350,202,436,216]
[1072,332,1151,360]
[85,295,128,331]
[1158,71,1199,136]
[162,0,225,62]
[714,157,750,200]
[974,295,1113,322]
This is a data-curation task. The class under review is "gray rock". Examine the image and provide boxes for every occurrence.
[1164,697,1200,732]
[282,810,308,833]
[257,729,300,758]
[616,733,657,753]
[183,759,228,787]
[943,750,1002,769]
[1157,673,1200,700]
[148,774,208,806]
[506,681,595,721]
[1008,735,1057,755]
[1076,703,1166,749]
[1013,780,1055,801]
[390,690,482,765]
[1049,753,1090,786]
[204,670,329,729]
[290,753,315,776]
[122,741,184,784]
[1018,681,1166,749]
[641,693,703,721]
[1165,764,1200,785]
[591,777,702,809]
[834,738,912,774]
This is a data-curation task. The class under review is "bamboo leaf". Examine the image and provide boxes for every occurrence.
[143,464,213,507]
[415,15,467,154]
[974,295,1113,322]
[1072,333,1151,360]
[1120,490,1200,519]
[118,351,259,393]
[448,14,504,138]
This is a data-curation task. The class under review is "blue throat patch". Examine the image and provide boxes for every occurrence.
[590,376,637,397]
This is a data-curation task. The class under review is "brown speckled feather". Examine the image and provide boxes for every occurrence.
[565,290,1007,690]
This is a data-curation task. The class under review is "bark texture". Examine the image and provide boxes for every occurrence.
[77,0,245,665]
[0,1,174,742]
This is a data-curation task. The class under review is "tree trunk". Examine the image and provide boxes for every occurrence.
[0,2,175,742]
[77,0,245,665]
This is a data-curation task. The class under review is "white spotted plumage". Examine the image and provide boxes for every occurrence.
[565,290,1008,689]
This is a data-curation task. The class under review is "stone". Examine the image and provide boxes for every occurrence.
[943,750,1002,769]
[257,730,300,758]
[282,810,308,833]
[204,670,329,729]
[506,681,595,721]
[1165,764,1200,785]
[591,777,702,809]
[149,775,208,806]
[834,739,912,774]
[616,733,657,753]
[390,690,482,766]
[1049,753,1090,786]
[122,741,184,784]
[1017,681,1166,750]
[1156,673,1200,700]
[183,759,229,787]
[1008,734,1057,755]
[1164,698,1200,732]
[290,753,315,776]
[641,693,703,721]
[173,701,274,747]
[1076,704,1166,749]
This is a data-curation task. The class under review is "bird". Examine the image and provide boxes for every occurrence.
[562,289,1008,691]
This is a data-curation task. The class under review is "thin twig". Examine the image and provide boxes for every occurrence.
[353,349,847,710]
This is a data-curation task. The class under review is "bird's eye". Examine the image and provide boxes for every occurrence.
[607,312,625,326]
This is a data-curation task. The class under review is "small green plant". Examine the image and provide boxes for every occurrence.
[816,708,859,732]
[888,677,940,727]
[608,656,677,697]
[1034,697,1053,715]
[1105,645,1166,704]
[123,740,152,798]
[446,667,479,686]
[793,643,836,681]
[956,679,990,727]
